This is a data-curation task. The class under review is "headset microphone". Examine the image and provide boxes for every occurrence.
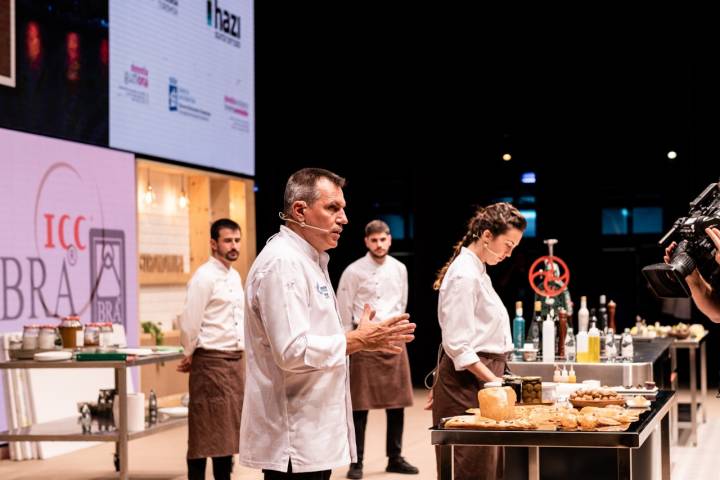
[278,212,334,234]
[483,242,504,259]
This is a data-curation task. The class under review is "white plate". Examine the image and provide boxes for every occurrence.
[116,348,155,356]
[158,406,188,418]
[34,351,72,362]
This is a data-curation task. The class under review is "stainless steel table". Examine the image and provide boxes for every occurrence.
[508,337,673,387]
[431,390,675,480]
[669,331,708,446]
[0,353,186,480]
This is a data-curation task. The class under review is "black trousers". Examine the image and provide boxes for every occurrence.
[263,460,331,479]
[353,408,404,463]
[187,455,232,480]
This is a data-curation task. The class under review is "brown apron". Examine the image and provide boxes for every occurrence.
[350,344,414,411]
[432,350,508,480]
[187,348,245,459]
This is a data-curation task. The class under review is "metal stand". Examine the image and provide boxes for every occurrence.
[670,332,708,446]
[0,353,185,480]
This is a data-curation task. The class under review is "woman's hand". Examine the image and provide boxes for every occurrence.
[423,389,434,410]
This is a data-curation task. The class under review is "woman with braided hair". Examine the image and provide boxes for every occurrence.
[430,203,526,479]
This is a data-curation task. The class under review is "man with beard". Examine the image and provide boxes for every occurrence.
[178,218,245,480]
[337,220,418,479]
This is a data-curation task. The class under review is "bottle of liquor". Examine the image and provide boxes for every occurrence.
[512,301,525,355]
[526,300,542,350]
[578,296,590,333]
[598,294,608,332]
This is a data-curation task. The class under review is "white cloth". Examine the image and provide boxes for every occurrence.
[179,256,244,356]
[336,252,408,332]
[239,226,355,473]
[438,247,513,371]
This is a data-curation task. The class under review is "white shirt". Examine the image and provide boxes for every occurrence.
[239,226,355,473]
[337,252,408,332]
[438,247,513,370]
[179,256,244,356]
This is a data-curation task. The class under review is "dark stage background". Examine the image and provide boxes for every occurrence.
[254,8,719,390]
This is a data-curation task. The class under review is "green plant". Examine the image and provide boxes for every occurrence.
[141,321,164,345]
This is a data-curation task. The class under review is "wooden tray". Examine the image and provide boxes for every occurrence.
[570,398,625,408]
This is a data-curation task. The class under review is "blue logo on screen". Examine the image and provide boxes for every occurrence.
[168,77,178,111]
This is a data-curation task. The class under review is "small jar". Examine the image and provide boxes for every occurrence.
[99,323,114,347]
[38,325,59,350]
[503,375,523,401]
[521,376,543,404]
[8,335,23,351]
[84,323,101,347]
[59,316,84,349]
[22,325,40,350]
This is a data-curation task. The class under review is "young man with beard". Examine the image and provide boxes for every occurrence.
[178,218,245,480]
[337,220,418,479]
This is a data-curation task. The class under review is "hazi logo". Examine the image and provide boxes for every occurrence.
[206,0,241,47]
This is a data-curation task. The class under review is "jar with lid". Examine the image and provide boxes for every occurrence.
[22,325,40,350]
[84,323,101,347]
[99,323,114,347]
[502,375,523,401]
[38,325,60,350]
[59,316,84,349]
[521,376,542,404]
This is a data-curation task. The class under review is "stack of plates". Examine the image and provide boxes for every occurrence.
[34,351,72,362]
[158,406,188,418]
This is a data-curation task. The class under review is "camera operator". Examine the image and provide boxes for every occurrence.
[664,227,720,323]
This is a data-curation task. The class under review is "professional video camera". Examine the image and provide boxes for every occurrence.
[642,180,720,298]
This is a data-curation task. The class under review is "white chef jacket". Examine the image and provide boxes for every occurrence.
[336,252,408,331]
[179,256,244,356]
[239,226,355,473]
[438,247,513,371]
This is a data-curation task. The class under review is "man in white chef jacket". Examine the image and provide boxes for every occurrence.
[240,168,417,480]
[337,220,417,479]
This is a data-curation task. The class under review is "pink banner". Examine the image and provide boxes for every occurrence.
[0,127,137,431]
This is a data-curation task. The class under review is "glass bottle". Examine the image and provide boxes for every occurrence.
[621,328,634,361]
[526,300,542,350]
[512,301,526,355]
[564,326,576,362]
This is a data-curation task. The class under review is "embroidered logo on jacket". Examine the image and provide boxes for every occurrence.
[316,281,330,299]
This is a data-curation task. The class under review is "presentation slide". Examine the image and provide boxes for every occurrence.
[110,0,254,175]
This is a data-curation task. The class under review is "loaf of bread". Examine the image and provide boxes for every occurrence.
[477,386,516,421]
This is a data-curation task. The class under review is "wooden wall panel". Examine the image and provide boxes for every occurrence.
[188,175,210,274]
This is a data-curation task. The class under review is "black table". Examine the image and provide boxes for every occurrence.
[431,390,675,480]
